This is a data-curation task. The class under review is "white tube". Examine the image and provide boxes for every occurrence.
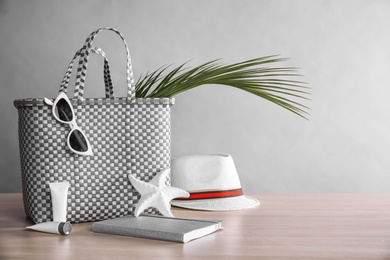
[49,182,70,222]
[26,222,72,235]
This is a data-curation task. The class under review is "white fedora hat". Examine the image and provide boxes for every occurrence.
[170,153,259,211]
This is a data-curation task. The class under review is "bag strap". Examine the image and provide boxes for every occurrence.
[59,47,114,98]
[74,27,135,101]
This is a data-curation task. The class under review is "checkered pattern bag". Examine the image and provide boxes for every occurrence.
[14,28,174,223]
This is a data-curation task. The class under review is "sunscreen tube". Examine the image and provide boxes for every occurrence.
[49,182,70,222]
[26,222,72,235]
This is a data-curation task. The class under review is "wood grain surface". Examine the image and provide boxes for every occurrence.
[1,193,390,259]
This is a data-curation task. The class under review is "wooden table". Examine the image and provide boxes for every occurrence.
[1,193,390,259]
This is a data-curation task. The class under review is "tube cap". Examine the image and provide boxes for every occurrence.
[58,222,72,235]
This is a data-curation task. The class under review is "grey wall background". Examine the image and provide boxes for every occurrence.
[1,0,390,193]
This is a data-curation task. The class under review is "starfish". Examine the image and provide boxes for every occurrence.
[128,168,189,217]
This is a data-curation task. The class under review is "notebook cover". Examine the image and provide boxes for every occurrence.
[91,214,222,243]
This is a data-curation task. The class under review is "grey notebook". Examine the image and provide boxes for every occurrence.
[91,214,223,243]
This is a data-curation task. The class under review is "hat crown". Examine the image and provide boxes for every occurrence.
[171,153,242,192]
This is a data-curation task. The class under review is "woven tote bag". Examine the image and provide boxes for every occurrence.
[14,27,174,223]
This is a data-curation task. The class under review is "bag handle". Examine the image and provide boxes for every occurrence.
[74,27,135,101]
[59,46,114,98]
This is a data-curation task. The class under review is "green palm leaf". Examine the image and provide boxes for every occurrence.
[135,55,310,118]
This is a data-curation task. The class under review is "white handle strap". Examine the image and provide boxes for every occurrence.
[74,27,135,101]
[59,46,114,98]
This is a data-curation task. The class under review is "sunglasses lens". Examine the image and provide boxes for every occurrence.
[55,98,73,122]
[69,129,89,152]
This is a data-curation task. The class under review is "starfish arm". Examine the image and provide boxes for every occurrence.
[128,174,157,194]
[149,168,170,187]
[133,193,155,217]
[153,193,174,217]
[162,186,190,201]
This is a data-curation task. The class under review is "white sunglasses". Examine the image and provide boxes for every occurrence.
[44,92,93,156]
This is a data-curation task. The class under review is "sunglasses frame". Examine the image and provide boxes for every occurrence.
[44,92,93,156]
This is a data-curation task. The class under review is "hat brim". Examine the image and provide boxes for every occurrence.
[171,195,260,211]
